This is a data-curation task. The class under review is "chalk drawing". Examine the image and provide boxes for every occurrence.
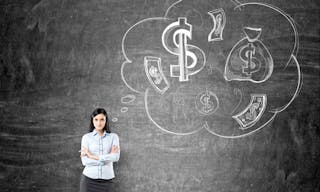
[112,117,118,122]
[224,27,274,83]
[121,94,136,104]
[234,2,300,68]
[119,0,301,138]
[231,0,242,6]
[232,94,267,129]
[121,17,169,94]
[120,94,135,113]
[208,8,226,42]
[120,107,128,113]
[270,54,301,113]
[195,89,219,115]
[108,112,119,122]
[144,56,170,94]
[164,0,183,18]
[162,17,206,82]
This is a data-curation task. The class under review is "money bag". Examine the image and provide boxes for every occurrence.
[224,27,273,83]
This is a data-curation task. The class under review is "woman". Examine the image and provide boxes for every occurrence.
[79,108,120,192]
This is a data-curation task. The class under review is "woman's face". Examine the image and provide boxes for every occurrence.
[93,114,106,131]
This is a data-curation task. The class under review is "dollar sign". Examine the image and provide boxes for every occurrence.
[200,91,214,113]
[245,103,259,120]
[162,17,205,81]
[239,43,261,76]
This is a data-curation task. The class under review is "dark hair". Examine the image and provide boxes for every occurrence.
[89,108,111,133]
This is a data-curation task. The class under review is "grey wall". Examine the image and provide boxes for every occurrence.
[0,0,319,191]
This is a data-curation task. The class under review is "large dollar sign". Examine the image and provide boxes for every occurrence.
[162,17,206,81]
[239,43,260,76]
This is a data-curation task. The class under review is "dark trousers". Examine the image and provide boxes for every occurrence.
[79,174,114,192]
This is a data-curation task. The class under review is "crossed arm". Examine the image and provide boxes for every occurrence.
[80,145,119,161]
[80,135,120,166]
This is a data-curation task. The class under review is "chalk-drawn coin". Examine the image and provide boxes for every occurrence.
[195,90,219,115]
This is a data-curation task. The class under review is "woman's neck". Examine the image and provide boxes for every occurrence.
[95,129,104,136]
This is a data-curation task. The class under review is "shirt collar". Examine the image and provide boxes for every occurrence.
[92,129,108,137]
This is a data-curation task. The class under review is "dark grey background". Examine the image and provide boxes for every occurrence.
[0,0,319,191]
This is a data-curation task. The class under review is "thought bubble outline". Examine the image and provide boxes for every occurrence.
[120,0,301,138]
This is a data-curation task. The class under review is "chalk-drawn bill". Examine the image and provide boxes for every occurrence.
[232,94,267,129]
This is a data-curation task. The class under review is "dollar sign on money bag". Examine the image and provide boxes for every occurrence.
[162,17,206,82]
[224,27,273,83]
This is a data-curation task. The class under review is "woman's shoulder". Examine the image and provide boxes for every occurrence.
[82,132,93,138]
[109,132,119,138]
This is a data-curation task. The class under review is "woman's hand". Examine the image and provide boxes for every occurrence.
[80,145,119,161]
[80,147,98,160]
[110,145,119,154]
[80,146,88,157]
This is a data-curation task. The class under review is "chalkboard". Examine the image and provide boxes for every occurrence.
[0,0,319,191]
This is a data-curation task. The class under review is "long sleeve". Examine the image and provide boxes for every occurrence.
[81,135,104,166]
[80,131,119,179]
[98,134,120,162]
